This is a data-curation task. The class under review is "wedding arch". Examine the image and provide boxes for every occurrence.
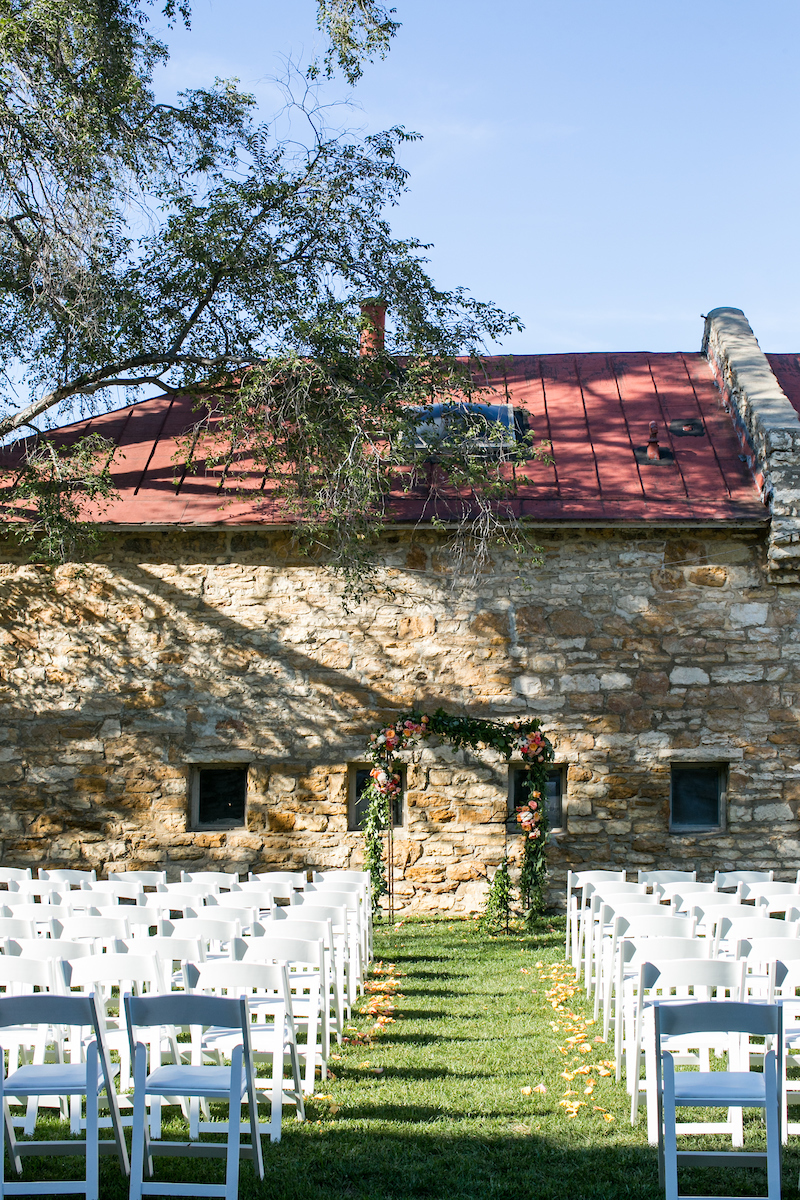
[361,709,555,918]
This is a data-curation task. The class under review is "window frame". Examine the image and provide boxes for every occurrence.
[508,765,565,833]
[669,762,727,834]
[190,764,249,832]
[348,763,404,832]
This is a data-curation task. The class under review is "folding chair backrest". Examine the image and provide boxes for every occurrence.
[125,989,247,1034]
[313,871,370,886]
[740,880,800,901]
[655,997,780,1038]
[715,869,774,889]
[82,879,144,902]
[258,917,333,953]
[13,880,67,903]
[194,959,288,997]
[591,881,647,900]
[69,890,117,912]
[56,914,131,941]
[108,869,167,888]
[39,868,96,888]
[9,902,74,925]
[641,957,746,997]
[0,956,55,992]
[249,871,306,888]
[306,881,365,898]
[237,935,324,968]
[0,988,97,1029]
[181,871,239,890]
[158,882,219,899]
[66,951,162,995]
[737,937,800,966]
[294,891,360,915]
[128,934,206,963]
[0,867,32,887]
[0,916,35,939]
[717,914,797,942]
[657,880,716,902]
[164,916,241,946]
[637,870,696,886]
[6,936,93,963]
[280,904,347,930]
[569,870,626,891]
[621,936,709,968]
[688,897,747,926]
[228,885,274,909]
[617,914,696,940]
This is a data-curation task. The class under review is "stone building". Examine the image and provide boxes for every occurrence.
[1,306,798,910]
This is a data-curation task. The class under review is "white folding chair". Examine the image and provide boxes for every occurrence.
[204,897,263,935]
[227,885,274,918]
[655,999,781,1200]
[582,885,655,997]
[0,918,36,942]
[565,869,625,966]
[0,992,129,1200]
[609,934,706,1083]
[631,958,746,1144]
[11,880,68,905]
[126,991,264,1200]
[0,957,63,1133]
[81,879,144,904]
[276,904,352,1019]
[236,935,328,1092]
[4,902,74,935]
[259,916,343,1045]
[771,958,800,1141]
[293,891,365,998]
[192,960,305,1141]
[739,881,800,905]
[601,913,698,1044]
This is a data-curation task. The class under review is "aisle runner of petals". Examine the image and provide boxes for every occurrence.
[530,960,615,1123]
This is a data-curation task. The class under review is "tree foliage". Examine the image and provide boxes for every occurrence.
[0,0,545,588]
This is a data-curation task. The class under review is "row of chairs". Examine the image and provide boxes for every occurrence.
[565,868,793,1199]
[0,867,373,1198]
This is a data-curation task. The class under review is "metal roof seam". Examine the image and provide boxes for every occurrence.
[646,356,690,501]
[572,356,603,498]
[536,359,560,499]
[132,396,176,497]
[608,354,646,499]
[678,352,732,501]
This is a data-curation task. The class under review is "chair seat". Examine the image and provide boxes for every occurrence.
[5,1060,104,1097]
[672,1070,767,1107]
[145,1064,248,1100]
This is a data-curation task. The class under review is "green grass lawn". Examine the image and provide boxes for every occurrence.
[8,916,800,1199]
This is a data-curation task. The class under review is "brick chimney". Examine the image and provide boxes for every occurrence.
[703,306,800,583]
[360,300,386,356]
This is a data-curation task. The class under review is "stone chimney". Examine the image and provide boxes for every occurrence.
[360,300,386,356]
[703,306,800,582]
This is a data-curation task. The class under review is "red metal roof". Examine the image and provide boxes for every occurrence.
[1,352,767,527]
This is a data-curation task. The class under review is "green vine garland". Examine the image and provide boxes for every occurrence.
[361,708,555,918]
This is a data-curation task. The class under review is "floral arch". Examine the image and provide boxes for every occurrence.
[362,710,555,918]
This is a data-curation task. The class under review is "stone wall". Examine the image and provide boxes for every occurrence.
[1,523,798,910]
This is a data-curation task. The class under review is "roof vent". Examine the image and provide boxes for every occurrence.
[634,421,675,466]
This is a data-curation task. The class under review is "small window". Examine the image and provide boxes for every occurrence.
[191,766,248,830]
[348,765,403,832]
[412,402,523,454]
[670,764,726,832]
[509,766,564,831]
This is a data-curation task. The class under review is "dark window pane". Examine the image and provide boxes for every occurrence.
[671,767,721,828]
[197,768,247,827]
[510,768,563,829]
[350,767,403,830]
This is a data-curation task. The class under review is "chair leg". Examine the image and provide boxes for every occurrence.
[225,1046,243,1200]
[764,1051,781,1200]
[661,1054,679,1200]
[85,1043,99,1200]
[130,1043,150,1200]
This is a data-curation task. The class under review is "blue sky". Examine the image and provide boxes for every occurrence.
[156,0,800,355]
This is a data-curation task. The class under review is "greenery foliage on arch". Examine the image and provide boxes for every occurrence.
[361,709,555,917]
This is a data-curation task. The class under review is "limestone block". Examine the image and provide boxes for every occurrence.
[446,861,487,881]
[730,603,769,626]
[669,667,710,686]
[753,803,794,822]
